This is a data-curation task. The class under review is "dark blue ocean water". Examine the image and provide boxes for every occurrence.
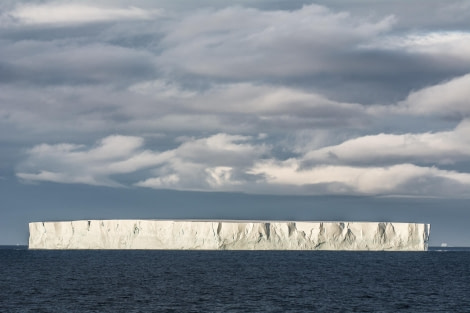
[1,247,470,312]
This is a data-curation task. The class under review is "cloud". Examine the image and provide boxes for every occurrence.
[17,132,470,197]
[0,40,156,85]
[398,73,470,118]
[9,3,157,25]
[249,160,470,197]
[17,135,166,187]
[302,119,470,167]
[134,134,268,191]
[2,2,468,106]
[4,1,470,199]
[1,60,467,155]
[1,80,370,144]
[129,81,368,127]
[157,4,395,79]
[366,31,470,60]
[17,134,266,191]
[365,73,470,120]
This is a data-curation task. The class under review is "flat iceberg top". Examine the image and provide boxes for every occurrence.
[29,220,430,251]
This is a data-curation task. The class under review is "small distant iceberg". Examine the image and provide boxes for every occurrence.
[29,220,430,251]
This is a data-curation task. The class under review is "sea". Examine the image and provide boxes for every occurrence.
[1,246,470,312]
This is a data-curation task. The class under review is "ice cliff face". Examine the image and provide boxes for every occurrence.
[29,220,430,251]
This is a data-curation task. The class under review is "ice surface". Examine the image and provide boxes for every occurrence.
[28,220,430,251]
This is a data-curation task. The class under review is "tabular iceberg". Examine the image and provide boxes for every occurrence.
[29,220,430,251]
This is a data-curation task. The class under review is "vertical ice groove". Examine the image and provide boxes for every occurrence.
[265,223,270,240]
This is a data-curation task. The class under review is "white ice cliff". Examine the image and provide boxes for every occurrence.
[29,220,430,250]
[29,220,431,251]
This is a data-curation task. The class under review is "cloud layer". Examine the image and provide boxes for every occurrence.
[17,123,470,197]
[2,1,470,198]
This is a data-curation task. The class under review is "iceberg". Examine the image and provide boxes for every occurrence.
[28,220,430,251]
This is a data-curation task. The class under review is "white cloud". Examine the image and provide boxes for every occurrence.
[10,3,157,25]
[135,174,180,188]
[302,119,470,166]
[17,133,266,190]
[17,132,470,197]
[398,74,470,117]
[249,160,470,196]
[366,73,470,119]
[363,31,470,61]
[134,134,267,191]
[205,166,240,188]
[17,170,113,187]
[17,135,168,187]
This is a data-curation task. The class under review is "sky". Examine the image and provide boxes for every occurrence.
[1,0,469,246]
